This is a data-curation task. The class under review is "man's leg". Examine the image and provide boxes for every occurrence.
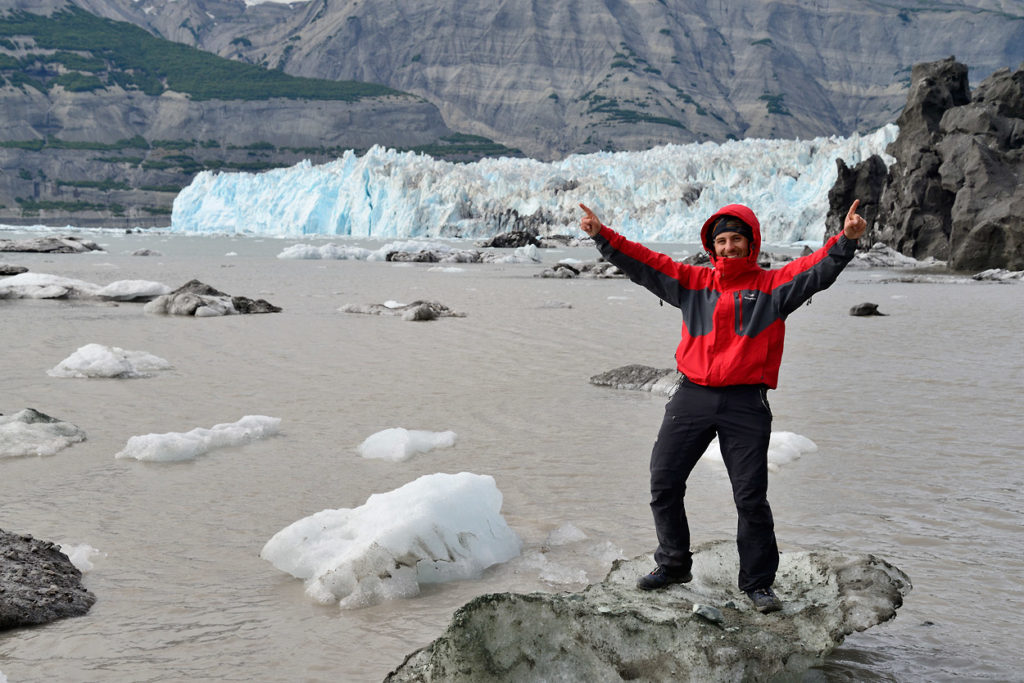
[649,382,718,573]
[716,386,778,593]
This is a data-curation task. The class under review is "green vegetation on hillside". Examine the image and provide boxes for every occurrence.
[759,92,792,116]
[0,7,404,101]
[406,133,522,159]
[582,93,686,130]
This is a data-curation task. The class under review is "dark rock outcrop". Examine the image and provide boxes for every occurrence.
[0,264,29,275]
[534,261,623,279]
[388,247,542,264]
[143,279,281,316]
[475,231,541,249]
[0,235,102,253]
[828,58,1024,271]
[338,300,465,321]
[590,364,679,395]
[827,155,889,246]
[0,529,96,630]
[849,302,887,316]
[386,540,911,682]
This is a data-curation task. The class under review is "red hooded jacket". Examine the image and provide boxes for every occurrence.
[594,204,857,389]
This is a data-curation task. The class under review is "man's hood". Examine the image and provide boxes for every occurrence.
[700,204,762,265]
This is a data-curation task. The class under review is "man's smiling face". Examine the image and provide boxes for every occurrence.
[714,232,750,258]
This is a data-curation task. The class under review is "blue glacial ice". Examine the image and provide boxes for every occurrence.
[171,125,897,245]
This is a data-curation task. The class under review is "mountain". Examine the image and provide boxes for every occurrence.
[0,3,518,224]
[64,0,1024,159]
[1,0,1022,224]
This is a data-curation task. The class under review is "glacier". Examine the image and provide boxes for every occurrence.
[170,125,897,245]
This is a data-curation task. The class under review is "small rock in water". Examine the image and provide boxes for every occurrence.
[339,300,465,321]
[849,302,886,316]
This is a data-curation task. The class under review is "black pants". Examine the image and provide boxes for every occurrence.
[649,379,779,592]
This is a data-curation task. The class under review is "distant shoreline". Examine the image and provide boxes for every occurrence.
[0,216,171,230]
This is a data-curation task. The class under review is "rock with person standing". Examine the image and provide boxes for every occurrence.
[385,540,911,682]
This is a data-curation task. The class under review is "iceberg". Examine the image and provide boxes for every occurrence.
[114,415,281,462]
[703,431,818,473]
[261,472,522,609]
[47,343,172,379]
[356,427,458,462]
[171,126,898,244]
[0,409,87,458]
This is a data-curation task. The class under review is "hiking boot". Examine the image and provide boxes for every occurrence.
[746,586,782,613]
[636,566,692,590]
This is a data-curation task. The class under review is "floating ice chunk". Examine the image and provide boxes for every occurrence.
[522,550,589,585]
[47,343,172,379]
[0,408,87,457]
[481,244,541,264]
[356,427,457,462]
[0,273,170,301]
[96,279,172,301]
[703,431,818,473]
[545,523,588,546]
[0,272,101,299]
[589,540,626,566]
[114,415,281,462]
[277,243,375,260]
[59,543,104,572]
[261,472,522,609]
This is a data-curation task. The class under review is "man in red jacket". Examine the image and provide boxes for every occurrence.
[579,200,867,613]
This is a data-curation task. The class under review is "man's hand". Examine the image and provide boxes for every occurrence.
[579,203,603,237]
[844,199,867,240]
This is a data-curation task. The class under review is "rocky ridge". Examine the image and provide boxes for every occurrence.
[0,2,502,224]
[66,0,1024,160]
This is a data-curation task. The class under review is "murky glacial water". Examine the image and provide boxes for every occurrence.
[1,229,1021,682]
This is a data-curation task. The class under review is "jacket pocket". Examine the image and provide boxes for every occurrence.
[759,386,773,420]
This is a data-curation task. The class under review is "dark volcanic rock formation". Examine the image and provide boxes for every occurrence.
[828,58,1024,271]
[386,540,911,682]
[0,529,96,629]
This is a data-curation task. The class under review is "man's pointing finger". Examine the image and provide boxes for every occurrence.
[847,199,860,219]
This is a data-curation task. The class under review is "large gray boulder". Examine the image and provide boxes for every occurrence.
[143,279,282,316]
[590,364,680,395]
[828,57,1024,271]
[0,529,96,630]
[386,540,911,682]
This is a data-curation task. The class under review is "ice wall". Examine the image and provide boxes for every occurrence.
[170,126,897,244]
